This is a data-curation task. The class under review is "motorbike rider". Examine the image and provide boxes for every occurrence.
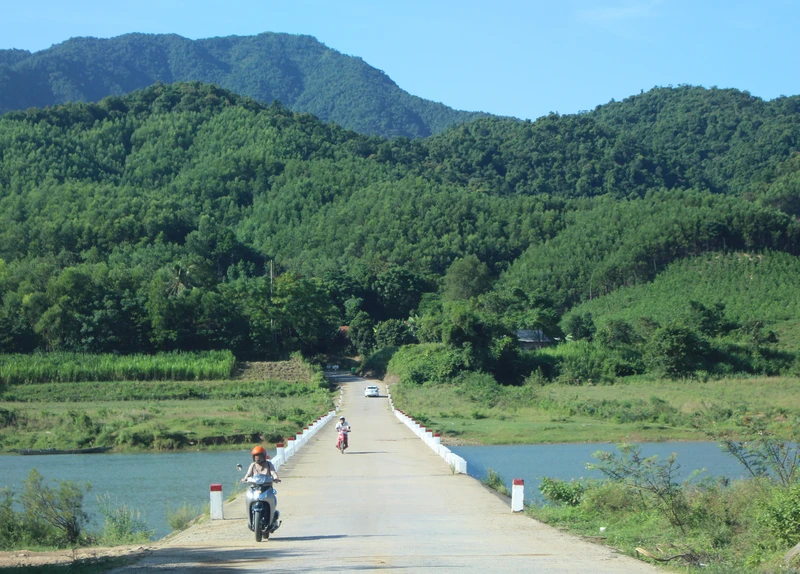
[335,416,351,449]
[241,446,281,483]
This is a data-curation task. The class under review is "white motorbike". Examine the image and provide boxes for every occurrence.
[244,474,281,542]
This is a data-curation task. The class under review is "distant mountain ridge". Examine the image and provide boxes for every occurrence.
[0,32,490,138]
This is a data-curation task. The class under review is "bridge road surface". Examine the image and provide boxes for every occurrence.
[110,375,659,573]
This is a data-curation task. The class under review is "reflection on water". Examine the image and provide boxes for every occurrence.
[450,442,746,502]
[0,450,268,539]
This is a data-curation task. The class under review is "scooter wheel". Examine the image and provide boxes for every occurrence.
[254,510,263,542]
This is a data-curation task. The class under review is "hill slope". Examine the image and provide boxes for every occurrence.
[0,82,799,360]
[0,32,488,138]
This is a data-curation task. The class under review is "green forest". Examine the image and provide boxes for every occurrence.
[0,32,487,139]
[1,81,800,384]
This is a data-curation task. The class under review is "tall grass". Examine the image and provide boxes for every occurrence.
[167,503,202,531]
[0,351,236,385]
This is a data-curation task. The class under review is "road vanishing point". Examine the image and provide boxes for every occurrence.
[110,375,659,573]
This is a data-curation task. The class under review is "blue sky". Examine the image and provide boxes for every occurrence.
[1,0,797,121]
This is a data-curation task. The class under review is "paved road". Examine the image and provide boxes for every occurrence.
[110,376,658,573]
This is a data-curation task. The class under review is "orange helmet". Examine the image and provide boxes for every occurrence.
[251,446,267,459]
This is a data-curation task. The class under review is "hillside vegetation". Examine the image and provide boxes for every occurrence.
[0,32,488,138]
[0,82,798,380]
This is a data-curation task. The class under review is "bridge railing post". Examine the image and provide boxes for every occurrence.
[512,479,524,512]
[210,484,223,520]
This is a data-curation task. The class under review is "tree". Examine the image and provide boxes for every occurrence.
[372,267,426,320]
[566,313,596,341]
[374,319,414,348]
[644,323,708,377]
[443,255,491,301]
[21,469,89,547]
[349,311,375,357]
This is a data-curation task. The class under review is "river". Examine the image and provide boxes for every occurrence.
[450,442,746,502]
[1,449,260,539]
[1,442,744,539]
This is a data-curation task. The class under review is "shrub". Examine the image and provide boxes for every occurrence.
[0,488,23,549]
[387,343,471,385]
[759,483,800,547]
[539,477,585,506]
[580,481,638,514]
[588,443,692,533]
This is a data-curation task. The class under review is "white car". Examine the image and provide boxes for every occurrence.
[364,385,380,397]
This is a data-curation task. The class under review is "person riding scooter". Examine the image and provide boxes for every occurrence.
[335,416,351,450]
[241,446,281,483]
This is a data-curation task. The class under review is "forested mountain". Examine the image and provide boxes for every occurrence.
[0,81,799,380]
[0,32,488,138]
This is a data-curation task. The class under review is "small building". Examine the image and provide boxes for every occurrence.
[516,329,552,350]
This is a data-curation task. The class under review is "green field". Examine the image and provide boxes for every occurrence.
[388,376,800,445]
[0,355,335,453]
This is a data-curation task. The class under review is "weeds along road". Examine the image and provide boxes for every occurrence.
[109,375,658,573]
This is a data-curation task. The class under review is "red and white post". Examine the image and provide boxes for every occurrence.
[210,483,224,519]
[511,478,524,512]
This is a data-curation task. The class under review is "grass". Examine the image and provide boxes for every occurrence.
[0,351,236,385]
[528,474,794,573]
[0,353,335,453]
[481,468,511,496]
[388,376,800,445]
[0,391,334,452]
[167,503,202,531]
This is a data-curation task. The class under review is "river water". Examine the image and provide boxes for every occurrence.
[0,449,261,539]
[1,442,744,539]
[450,442,746,502]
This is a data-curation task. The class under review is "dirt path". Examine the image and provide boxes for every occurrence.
[93,375,660,573]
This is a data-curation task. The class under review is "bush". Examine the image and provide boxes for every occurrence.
[580,481,638,514]
[760,483,800,546]
[387,343,471,385]
[588,443,692,533]
[539,477,585,506]
[0,488,23,549]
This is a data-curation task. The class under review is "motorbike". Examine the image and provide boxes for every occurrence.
[243,474,281,542]
[336,426,351,453]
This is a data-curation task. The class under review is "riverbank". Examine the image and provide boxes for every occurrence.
[0,377,335,454]
[388,376,800,445]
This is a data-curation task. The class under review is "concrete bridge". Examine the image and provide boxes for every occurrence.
[111,376,658,573]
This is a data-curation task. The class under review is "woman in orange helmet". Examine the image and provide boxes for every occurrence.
[241,445,281,483]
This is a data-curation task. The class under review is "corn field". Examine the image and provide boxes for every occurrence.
[0,351,236,385]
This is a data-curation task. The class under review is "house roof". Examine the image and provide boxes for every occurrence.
[516,329,551,343]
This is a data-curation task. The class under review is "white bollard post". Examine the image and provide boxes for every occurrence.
[511,478,524,512]
[210,483,224,520]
